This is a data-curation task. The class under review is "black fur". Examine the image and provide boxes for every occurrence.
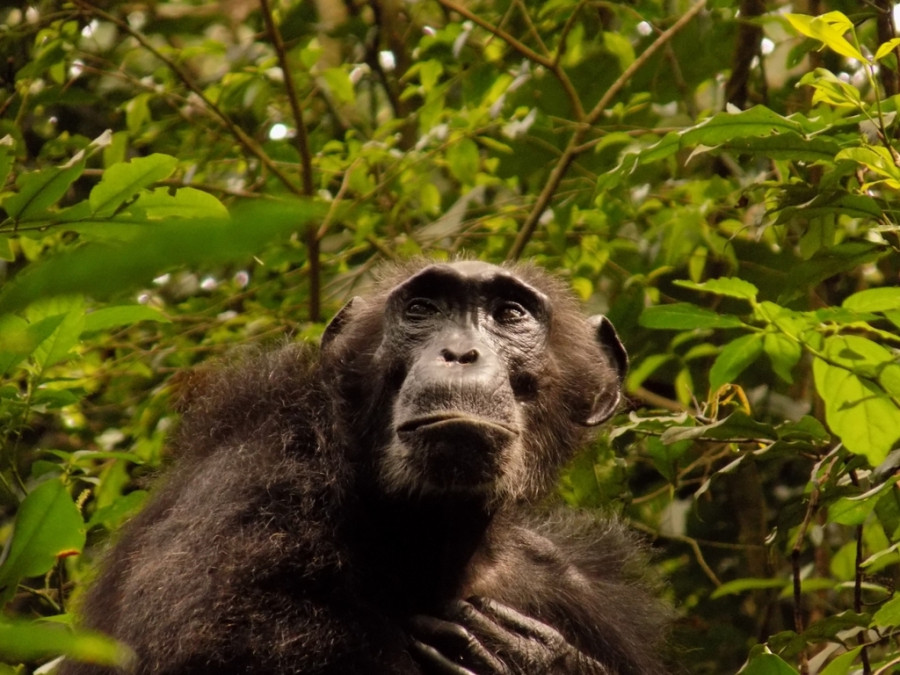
[63,261,667,674]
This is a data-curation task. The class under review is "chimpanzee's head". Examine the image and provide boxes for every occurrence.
[322,261,626,503]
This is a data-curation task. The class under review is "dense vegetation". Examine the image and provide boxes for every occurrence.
[1,1,900,673]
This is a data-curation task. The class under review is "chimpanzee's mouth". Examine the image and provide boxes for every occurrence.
[397,412,518,439]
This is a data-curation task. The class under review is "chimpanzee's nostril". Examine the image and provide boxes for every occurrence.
[458,349,479,364]
[440,348,480,364]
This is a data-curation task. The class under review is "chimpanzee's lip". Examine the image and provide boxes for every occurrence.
[397,413,518,438]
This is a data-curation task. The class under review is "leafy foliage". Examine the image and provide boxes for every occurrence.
[1,1,899,673]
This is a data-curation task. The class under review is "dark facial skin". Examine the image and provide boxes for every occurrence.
[375,261,552,497]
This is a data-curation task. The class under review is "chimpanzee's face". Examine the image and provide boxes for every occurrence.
[375,261,552,497]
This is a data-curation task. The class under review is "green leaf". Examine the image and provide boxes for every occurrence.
[25,297,86,370]
[829,478,900,526]
[675,277,758,301]
[320,67,355,104]
[774,191,882,224]
[680,107,809,147]
[602,107,813,185]
[89,154,178,217]
[764,333,802,384]
[640,303,745,330]
[813,336,900,465]
[779,241,887,303]
[0,314,65,376]
[82,305,170,333]
[0,200,323,314]
[702,132,841,162]
[660,411,778,444]
[711,577,788,599]
[0,619,132,666]
[872,594,900,628]
[0,480,86,604]
[0,143,13,191]
[86,490,149,531]
[875,37,900,61]
[709,333,764,391]
[786,12,865,61]
[738,650,800,675]
[836,146,900,183]
[131,186,228,220]
[797,69,862,109]
[446,138,480,184]
[843,287,900,313]
[818,646,862,675]
[3,163,86,220]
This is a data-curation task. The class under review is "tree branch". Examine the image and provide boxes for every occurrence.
[436,0,584,121]
[259,0,321,321]
[72,1,304,199]
[507,0,708,261]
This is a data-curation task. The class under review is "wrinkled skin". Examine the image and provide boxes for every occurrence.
[62,261,667,675]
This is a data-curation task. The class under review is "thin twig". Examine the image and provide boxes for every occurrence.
[259,0,314,197]
[72,0,303,199]
[507,0,708,260]
[791,453,838,675]
[436,0,584,120]
[258,0,321,321]
[850,469,873,675]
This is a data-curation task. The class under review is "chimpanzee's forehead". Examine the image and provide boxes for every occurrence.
[394,262,535,296]
[386,262,551,320]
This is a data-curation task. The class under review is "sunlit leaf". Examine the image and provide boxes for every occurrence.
[320,67,355,104]
[640,303,745,330]
[874,38,900,62]
[738,649,800,675]
[0,619,131,666]
[446,138,480,184]
[873,595,900,628]
[829,478,900,526]
[711,577,787,599]
[0,200,323,314]
[675,277,758,301]
[813,336,900,465]
[0,480,85,604]
[763,333,802,384]
[836,146,900,182]
[709,333,764,391]
[82,305,170,333]
[843,287,900,313]
[131,187,228,220]
[89,154,178,217]
[786,12,865,61]
[3,163,85,220]
[25,297,85,370]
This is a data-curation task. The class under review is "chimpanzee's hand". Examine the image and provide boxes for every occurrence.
[409,597,611,675]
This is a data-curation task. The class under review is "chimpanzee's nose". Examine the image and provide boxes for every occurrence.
[440,347,479,364]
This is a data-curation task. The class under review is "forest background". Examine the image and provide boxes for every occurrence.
[1,1,900,673]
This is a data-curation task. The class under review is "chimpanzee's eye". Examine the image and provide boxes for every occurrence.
[405,299,439,320]
[494,301,528,323]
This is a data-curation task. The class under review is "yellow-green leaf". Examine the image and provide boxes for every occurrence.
[875,38,900,62]
[786,12,865,62]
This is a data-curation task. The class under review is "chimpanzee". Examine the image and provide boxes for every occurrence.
[62,260,668,675]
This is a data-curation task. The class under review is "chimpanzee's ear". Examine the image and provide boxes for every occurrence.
[321,297,364,350]
[588,314,628,382]
[583,314,628,426]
